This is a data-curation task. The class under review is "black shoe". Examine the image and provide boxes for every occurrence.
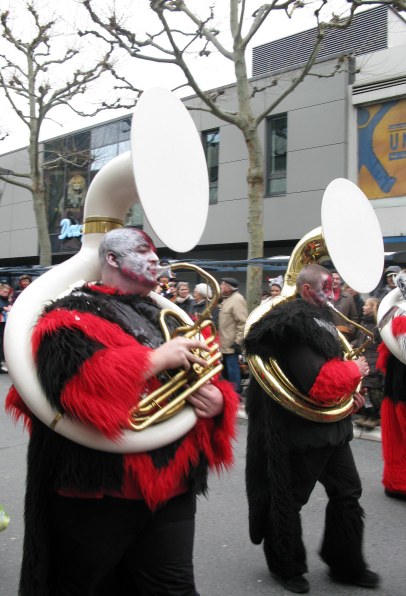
[329,569,380,589]
[271,573,310,593]
[0,367,8,374]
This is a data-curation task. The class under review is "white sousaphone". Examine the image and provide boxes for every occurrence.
[4,87,210,453]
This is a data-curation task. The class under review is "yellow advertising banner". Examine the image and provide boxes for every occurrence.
[358,99,406,199]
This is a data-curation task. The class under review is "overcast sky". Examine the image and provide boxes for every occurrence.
[0,0,351,153]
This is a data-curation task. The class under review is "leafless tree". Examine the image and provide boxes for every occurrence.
[80,0,405,309]
[0,1,117,265]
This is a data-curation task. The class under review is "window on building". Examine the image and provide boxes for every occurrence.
[203,129,220,204]
[44,115,144,255]
[266,114,287,195]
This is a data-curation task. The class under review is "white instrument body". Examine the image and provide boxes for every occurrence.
[4,88,209,453]
[378,287,406,365]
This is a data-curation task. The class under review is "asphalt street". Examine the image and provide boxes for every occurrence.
[1,372,405,595]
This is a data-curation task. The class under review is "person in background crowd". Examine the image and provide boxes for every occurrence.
[331,271,358,340]
[5,227,238,596]
[218,278,248,396]
[159,258,175,281]
[0,283,12,374]
[376,269,406,501]
[352,297,383,429]
[374,265,401,301]
[174,281,194,314]
[344,285,364,322]
[244,264,379,594]
[191,283,211,319]
[269,282,282,297]
[11,274,32,304]
[190,283,219,327]
[265,275,283,299]
[156,272,177,301]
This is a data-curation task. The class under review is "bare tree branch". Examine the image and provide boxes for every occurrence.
[0,1,119,265]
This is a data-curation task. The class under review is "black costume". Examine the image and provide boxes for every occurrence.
[244,298,370,582]
[6,284,238,596]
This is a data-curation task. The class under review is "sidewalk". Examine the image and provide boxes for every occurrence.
[237,404,382,442]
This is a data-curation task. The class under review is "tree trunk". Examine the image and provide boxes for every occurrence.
[245,129,265,312]
[32,189,52,266]
[232,36,265,312]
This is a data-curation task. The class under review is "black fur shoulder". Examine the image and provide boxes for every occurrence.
[244,298,339,361]
[42,284,162,337]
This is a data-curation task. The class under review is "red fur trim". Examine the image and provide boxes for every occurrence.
[376,342,391,374]
[381,399,406,493]
[123,378,239,510]
[5,385,32,433]
[392,316,406,337]
[309,358,360,404]
[205,378,239,464]
[85,283,125,296]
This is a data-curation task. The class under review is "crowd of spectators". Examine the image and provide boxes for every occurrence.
[0,275,32,374]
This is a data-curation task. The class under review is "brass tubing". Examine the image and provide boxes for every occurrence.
[129,362,223,431]
[244,226,367,423]
[128,262,223,431]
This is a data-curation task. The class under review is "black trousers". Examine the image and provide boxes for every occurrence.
[49,491,199,596]
[264,442,367,580]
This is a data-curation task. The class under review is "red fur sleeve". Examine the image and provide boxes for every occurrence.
[309,358,360,404]
[61,342,153,440]
[34,309,153,440]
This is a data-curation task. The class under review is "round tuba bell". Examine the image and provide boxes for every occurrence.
[4,87,218,453]
[244,178,384,422]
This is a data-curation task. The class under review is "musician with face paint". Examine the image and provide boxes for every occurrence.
[244,264,380,594]
[6,227,238,596]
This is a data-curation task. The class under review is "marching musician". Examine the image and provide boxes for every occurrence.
[376,268,406,501]
[6,226,238,596]
[244,264,380,594]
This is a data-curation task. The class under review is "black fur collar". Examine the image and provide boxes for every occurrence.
[244,298,340,361]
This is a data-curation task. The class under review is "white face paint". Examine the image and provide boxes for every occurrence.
[308,273,334,307]
[117,231,159,290]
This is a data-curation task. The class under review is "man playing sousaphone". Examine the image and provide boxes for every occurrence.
[244,264,380,594]
[6,227,238,596]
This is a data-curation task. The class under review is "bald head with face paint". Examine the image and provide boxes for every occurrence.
[99,227,160,296]
[296,264,334,308]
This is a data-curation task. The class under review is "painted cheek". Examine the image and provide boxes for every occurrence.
[120,254,148,280]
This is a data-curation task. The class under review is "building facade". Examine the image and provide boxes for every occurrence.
[1,6,405,283]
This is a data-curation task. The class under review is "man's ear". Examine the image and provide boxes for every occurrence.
[301,283,312,300]
[106,251,119,268]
